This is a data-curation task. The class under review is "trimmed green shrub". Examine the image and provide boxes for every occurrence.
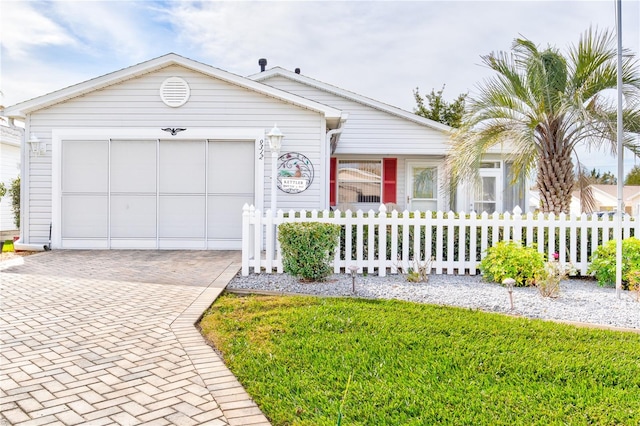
[480,241,545,287]
[278,222,341,281]
[588,237,640,290]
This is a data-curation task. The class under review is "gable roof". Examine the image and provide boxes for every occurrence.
[2,53,344,126]
[250,67,452,133]
[1,124,23,147]
[591,184,640,203]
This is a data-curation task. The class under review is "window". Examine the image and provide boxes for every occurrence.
[412,167,437,199]
[480,162,500,168]
[338,160,381,203]
[474,176,497,213]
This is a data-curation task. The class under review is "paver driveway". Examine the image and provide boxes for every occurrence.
[0,250,270,426]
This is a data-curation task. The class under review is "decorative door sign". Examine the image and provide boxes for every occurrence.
[277,152,314,193]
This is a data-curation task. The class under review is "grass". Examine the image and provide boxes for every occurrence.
[200,294,640,426]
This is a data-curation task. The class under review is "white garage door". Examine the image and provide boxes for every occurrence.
[60,139,254,249]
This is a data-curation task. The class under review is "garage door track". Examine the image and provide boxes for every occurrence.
[1,250,270,425]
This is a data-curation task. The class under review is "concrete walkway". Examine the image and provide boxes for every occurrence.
[0,250,270,426]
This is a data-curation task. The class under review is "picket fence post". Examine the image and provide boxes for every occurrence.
[241,204,250,276]
[240,205,640,278]
[378,205,387,277]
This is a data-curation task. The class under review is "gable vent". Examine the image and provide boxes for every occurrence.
[160,77,190,107]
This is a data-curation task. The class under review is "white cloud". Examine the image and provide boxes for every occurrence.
[0,1,77,58]
[1,0,638,173]
[162,0,639,111]
[45,1,164,61]
[0,56,90,106]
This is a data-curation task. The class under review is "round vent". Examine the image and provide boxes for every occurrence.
[160,77,190,107]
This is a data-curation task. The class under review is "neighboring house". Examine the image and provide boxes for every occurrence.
[529,184,640,215]
[590,184,640,216]
[0,124,21,234]
[1,54,527,250]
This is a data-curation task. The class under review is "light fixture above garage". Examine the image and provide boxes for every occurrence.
[160,77,191,107]
[28,133,46,156]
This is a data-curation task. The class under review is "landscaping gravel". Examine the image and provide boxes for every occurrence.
[228,272,640,330]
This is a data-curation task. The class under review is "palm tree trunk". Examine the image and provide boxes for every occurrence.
[537,145,575,214]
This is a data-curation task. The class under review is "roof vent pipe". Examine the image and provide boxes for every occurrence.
[258,58,267,72]
[295,68,301,74]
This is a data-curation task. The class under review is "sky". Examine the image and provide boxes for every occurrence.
[1,0,639,177]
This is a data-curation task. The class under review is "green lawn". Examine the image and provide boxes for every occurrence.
[200,294,640,426]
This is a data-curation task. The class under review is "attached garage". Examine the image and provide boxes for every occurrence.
[56,132,259,249]
[4,54,343,250]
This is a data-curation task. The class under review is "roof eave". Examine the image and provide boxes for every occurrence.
[250,67,453,133]
[3,54,343,124]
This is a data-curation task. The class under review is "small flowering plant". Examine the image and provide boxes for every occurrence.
[627,270,640,302]
[535,252,576,298]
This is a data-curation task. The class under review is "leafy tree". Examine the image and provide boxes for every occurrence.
[447,28,640,214]
[413,85,467,128]
[588,168,617,185]
[0,182,5,203]
[625,165,640,185]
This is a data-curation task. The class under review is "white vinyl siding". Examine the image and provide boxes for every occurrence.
[25,65,327,244]
[259,76,449,155]
[0,127,22,232]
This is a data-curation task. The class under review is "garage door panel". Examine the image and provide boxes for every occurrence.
[207,195,252,240]
[208,141,254,194]
[159,196,206,238]
[62,195,108,238]
[160,140,206,193]
[111,140,156,193]
[110,195,157,238]
[62,140,108,193]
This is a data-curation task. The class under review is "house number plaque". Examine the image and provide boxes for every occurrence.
[277,152,314,194]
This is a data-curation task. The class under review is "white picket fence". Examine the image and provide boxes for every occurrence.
[241,204,639,277]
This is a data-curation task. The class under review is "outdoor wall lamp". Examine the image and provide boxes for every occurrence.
[267,124,283,153]
[28,133,46,156]
[267,124,284,216]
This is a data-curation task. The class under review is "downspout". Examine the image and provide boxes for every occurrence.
[326,113,348,155]
[324,114,348,209]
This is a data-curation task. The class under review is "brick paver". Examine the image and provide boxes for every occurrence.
[1,251,270,425]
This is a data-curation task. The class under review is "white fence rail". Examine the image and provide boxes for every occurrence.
[241,204,639,277]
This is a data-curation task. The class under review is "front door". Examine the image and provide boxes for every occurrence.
[407,162,438,211]
[474,169,502,213]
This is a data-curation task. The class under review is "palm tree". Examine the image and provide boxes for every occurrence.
[447,28,640,214]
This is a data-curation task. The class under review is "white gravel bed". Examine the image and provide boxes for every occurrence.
[228,272,640,330]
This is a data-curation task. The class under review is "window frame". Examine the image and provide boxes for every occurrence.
[336,159,383,205]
